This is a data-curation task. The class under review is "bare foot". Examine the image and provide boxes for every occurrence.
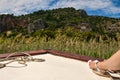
[89,60,107,71]
[89,61,97,69]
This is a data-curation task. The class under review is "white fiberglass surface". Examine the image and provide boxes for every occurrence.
[0,53,110,80]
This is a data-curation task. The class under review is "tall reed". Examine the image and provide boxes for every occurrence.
[0,33,119,59]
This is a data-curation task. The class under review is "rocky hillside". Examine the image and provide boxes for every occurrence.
[0,7,120,34]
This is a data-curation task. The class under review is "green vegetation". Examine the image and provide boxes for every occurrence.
[0,28,120,59]
[0,7,120,59]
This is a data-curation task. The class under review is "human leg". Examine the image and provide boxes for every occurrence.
[89,50,120,71]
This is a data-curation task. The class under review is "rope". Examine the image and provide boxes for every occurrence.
[0,52,45,69]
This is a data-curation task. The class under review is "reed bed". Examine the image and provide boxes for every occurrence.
[0,33,120,59]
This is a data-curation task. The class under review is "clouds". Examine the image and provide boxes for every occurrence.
[0,0,120,18]
[51,0,120,18]
[50,0,120,17]
[0,0,53,15]
[50,0,110,10]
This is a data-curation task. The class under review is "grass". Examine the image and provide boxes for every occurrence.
[0,33,120,59]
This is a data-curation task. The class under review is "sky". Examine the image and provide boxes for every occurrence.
[0,0,120,18]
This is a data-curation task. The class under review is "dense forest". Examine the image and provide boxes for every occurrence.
[0,7,120,41]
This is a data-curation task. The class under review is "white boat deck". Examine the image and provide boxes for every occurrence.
[0,53,111,80]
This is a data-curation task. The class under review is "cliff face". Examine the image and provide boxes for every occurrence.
[28,19,46,33]
[0,15,14,32]
[0,14,27,32]
[77,9,87,17]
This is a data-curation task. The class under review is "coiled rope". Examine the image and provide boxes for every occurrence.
[0,52,45,69]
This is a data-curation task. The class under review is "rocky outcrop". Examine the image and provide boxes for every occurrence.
[28,19,46,33]
[75,23,92,32]
[0,15,15,32]
[77,9,88,17]
[0,14,27,33]
[0,14,46,33]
